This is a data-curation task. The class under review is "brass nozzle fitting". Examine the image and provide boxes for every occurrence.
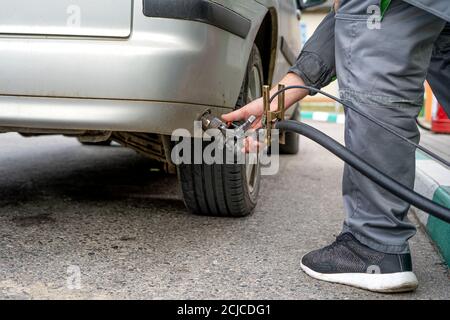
[263,84,286,147]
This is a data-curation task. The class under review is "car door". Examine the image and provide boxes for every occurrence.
[272,0,302,84]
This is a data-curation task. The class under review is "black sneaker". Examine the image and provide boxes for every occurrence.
[300,233,418,293]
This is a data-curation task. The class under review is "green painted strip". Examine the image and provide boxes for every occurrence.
[328,114,338,123]
[427,187,450,266]
[300,111,313,120]
[416,152,430,161]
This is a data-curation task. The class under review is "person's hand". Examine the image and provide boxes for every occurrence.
[221,98,265,153]
[221,97,265,130]
[222,73,307,128]
[221,73,309,153]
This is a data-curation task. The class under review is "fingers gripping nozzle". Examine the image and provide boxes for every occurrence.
[200,83,287,149]
[200,111,229,134]
[200,111,257,144]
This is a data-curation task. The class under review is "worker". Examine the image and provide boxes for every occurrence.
[223,0,450,293]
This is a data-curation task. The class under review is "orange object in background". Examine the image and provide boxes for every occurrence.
[432,104,450,134]
[424,82,450,134]
[424,82,434,122]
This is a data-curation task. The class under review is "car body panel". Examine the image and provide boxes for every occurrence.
[0,0,133,38]
[0,0,301,133]
[273,0,302,82]
[0,1,265,108]
[0,95,229,135]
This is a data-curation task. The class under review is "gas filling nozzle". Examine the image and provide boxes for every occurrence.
[200,111,257,147]
[201,111,256,138]
[200,83,286,149]
[200,111,229,134]
[263,84,286,147]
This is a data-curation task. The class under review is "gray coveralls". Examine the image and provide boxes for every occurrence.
[289,0,449,254]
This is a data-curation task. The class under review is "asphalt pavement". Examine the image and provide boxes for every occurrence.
[0,121,449,299]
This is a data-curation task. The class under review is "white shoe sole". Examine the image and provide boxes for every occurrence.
[300,261,419,293]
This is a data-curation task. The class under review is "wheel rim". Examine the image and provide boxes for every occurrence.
[245,65,262,194]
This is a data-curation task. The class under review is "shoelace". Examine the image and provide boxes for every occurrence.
[325,233,352,252]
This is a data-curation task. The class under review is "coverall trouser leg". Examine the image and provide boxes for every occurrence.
[335,0,446,253]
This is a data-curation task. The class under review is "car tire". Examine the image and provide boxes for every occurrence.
[178,45,263,217]
[279,105,300,155]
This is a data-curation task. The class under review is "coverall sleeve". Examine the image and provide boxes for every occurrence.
[426,22,450,117]
[288,11,336,91]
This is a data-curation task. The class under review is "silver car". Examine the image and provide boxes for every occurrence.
[0,0,323,217]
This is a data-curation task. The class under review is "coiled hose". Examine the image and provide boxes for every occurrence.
[270,86,450,223]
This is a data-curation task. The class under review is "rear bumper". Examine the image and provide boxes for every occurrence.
[0,95,228,135]
[0,0,260,108]
[0,18,247,109]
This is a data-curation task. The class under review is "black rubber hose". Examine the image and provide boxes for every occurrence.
[275,120,450,223]
[416,118,432,131]
[270,85,450,168]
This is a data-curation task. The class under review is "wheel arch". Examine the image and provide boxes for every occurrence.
[253,8,278,87]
